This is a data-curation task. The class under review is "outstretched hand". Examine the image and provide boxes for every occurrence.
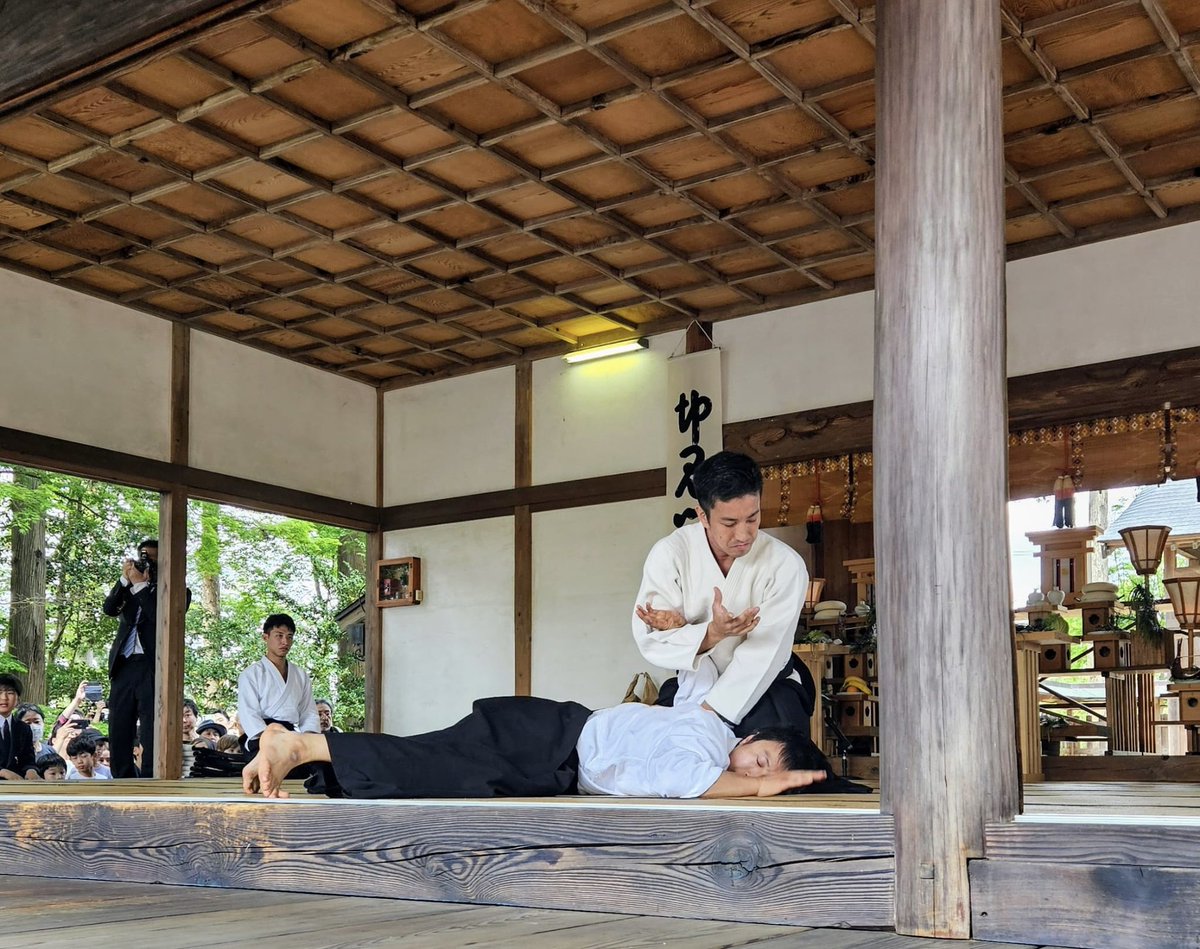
[699,587,759,651]
[757,769,827,797]
[636,599,686,631]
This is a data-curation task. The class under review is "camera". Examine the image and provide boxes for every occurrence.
[84,682,104,703]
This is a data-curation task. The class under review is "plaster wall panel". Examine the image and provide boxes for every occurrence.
[716,221,1200,423]
[189,333,376,504]
[383,366,514,506]
[1006,221,1200,375]
[531,497,667,710]
[532,332,682,485]
[381,517,514,734]
[0,269,172,460]
[716,293,874,425]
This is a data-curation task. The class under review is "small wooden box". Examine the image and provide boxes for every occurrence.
[1085,632,1130,670]
[375,556,423,608]
[1039,642,1071,673]
[1081,604,1116,634]
[836,692,874,728]
[824,655,845,680]
[1173,683,1200,723]
[844,652,874,678]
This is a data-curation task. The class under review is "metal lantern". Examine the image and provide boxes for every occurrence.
[1165,577,1200,671]
[1119,525,1172,576]
[1166,577,1200,628]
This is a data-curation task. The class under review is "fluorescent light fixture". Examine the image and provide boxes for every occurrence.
[562,338,648,364]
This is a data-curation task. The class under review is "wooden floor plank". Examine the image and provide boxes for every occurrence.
[0,875,1052,949]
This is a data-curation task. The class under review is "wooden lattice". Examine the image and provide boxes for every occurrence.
[2,0,1199,387]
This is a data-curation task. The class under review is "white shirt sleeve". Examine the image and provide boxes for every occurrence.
[237,666,268,742]
[703,548,807,724]
[632,536,710,672]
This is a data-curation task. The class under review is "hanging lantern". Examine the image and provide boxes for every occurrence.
[805,503,823,545]
[805,466,824,545]
[1120,525,1172,576]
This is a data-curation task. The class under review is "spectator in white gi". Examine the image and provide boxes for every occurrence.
[237,613,319,755]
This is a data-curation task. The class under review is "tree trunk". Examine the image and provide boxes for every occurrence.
[1089,490,1110,583]
[9,468,48,702]
[197,501,221,618]
[337,534,366,580]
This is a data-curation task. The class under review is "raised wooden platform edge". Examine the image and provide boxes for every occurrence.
[971,858,1200,949]
[0,797,895,928]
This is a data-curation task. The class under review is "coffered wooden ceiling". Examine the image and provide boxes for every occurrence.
[1,0,1199,388]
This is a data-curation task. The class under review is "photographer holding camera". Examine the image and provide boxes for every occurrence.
[103,538,190,778]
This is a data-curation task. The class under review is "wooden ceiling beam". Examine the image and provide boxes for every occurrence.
[1000,9,1169,221]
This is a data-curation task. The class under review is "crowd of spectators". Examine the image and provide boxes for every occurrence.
[1,670,343,783]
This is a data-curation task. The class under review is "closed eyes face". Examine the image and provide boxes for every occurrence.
[727,738,786,778]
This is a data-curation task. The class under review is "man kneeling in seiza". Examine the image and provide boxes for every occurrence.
[243,663,867,800]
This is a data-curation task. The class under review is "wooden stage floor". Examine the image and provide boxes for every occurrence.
[1,873,1054,949]
[3,779,1199,947]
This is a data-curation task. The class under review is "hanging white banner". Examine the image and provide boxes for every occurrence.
[666,348,723,529]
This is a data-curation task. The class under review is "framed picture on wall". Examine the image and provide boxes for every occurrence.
[375,557,422,608]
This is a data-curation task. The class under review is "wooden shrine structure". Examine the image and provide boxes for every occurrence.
[4,2,1200,948]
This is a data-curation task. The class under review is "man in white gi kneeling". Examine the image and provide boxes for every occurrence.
[237,613,320,756]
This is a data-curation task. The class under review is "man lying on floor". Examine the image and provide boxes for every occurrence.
[242,692,855,801]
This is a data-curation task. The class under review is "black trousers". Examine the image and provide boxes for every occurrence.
[311,697,592,799]
[656,656,817,738]
[109,656,154,778]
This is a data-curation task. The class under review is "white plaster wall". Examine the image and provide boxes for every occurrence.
[188,332,376,504]
[380,518,514,734]
[1006,220,1200,374]
[531,497,666,709]
[0,269,172,460]
[383,366,514,505]
[715,293,874,424]
[532,332,683,484]
[717,220,1200,422]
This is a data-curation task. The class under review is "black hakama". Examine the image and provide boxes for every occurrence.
[312,696,592,798]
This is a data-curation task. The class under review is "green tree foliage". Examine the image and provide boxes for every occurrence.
[184,504,366,731]
[2,468,364,728]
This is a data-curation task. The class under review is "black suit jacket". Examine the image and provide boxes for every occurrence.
[103,577,192,675]
[104,578,160,675]
[0,715,35,778]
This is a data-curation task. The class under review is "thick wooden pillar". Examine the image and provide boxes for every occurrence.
[154,323,190,779]
[875,1,1019,937]
[365,386,385,732]
[363,529,383,732]
[514,361,533,696]
[154,486,187,779]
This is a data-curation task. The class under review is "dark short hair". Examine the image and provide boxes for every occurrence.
[691,451,763,515]
[183,698,199,716]
[35,752,67,776]
[745,725,822,773]
[315,698,333,712]
[0,673,23,696]
[263,613,296,634]
[138,538,158,551]
[67,735,97,757]
[15,702,43,721]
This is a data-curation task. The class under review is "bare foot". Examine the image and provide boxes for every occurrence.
[241,754,261,796]
[254,725,307,799]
